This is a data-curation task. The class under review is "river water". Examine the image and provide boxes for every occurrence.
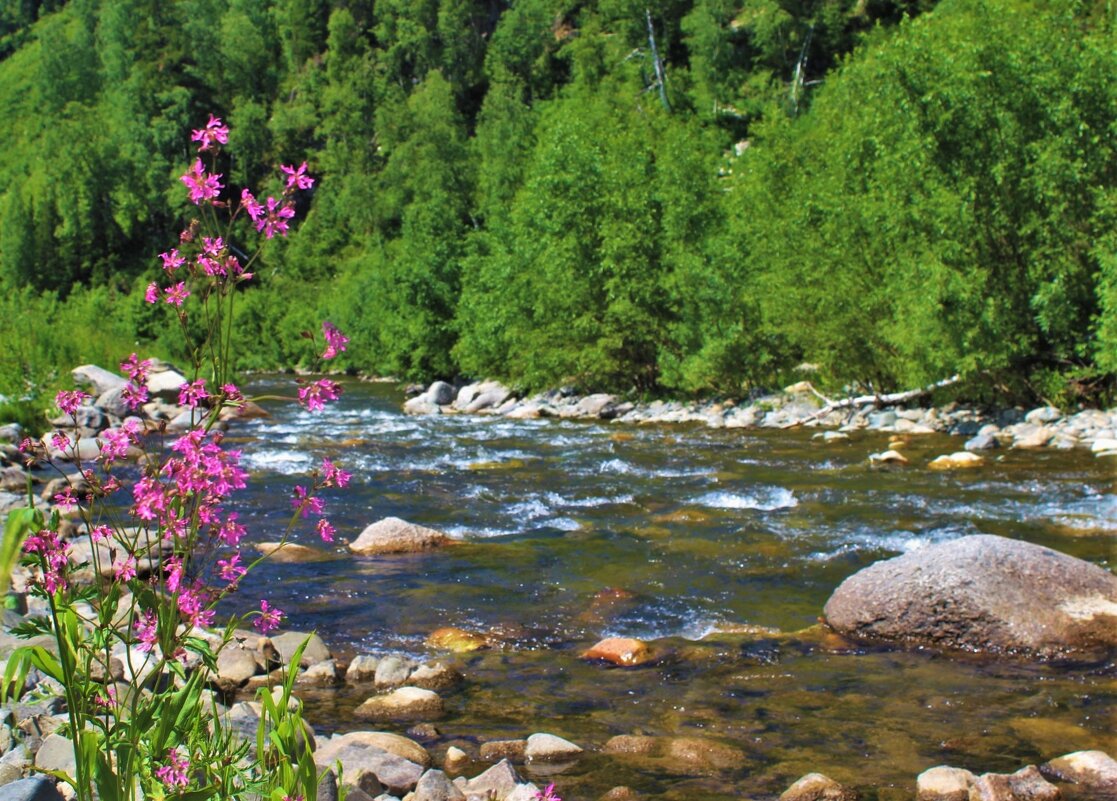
[225,378,1115,800]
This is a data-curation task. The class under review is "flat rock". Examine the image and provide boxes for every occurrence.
[349,518,453,555]
[928,452,984,470]
[271,631,332,668]
[72,365,126,395]
[823,534,1117,659]
[780,773,857,801]
[581,637,652,666]
[33,733,76,776]
[314,743,422,796]
[355,687,445,722]
[603,735,745,775]
[254,541,335,563]
[971,766,1060,801]
[407,662,463,691]
[216,644,259,689]
[297,659,339,687]
[0,778,66,801]
[319,732,431,769]
[525,733,583,762]
[480,740,526,763]
[346,655,381,683]
[146,368,188,399]
[426,627,488,653]
[1041,751,1117,794]
[869,450,908,465]
[918,766,976,801]
[466,759,522,800]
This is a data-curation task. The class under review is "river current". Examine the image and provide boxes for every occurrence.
[224,378,1115,800]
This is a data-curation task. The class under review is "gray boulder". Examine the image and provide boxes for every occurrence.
[0,778,66,801]
[270,631,331,668]
[824,534,1117,659]
[413,770,466,801]
[71,365,126,396]
[348,518,452,556]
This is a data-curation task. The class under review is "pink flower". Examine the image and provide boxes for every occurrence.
[281,162,314,191]
[217,552,246,585]
[221,383,243,402]
[180,159,223,205]
[291,485,324,518]
[159,249,186,273]
[53,487,78,513]
[241,188,265,222]
[113,555,137,582]
[55,390,88,416]
[164,282,190,307]
[256,196,295,239]
[177,583,214,628]
[254,599,284,634]
[321,321,349,360]
[144,282,159,303]
[93,685,118,709]
[297,379,342,412]
[122,382,148,411]
[534,783,561,801]
[191,114,230,152]
[178,379,208,408]
[164,556,185,593]
[316,518,336,543]
[99,424,137,463]
[321,458,351,488]
[216,513,246,546]
[134,609,158,651]
[155,747,191,789]
[23,529,69,594]
[89,525,111,543]
[120,353,152,383]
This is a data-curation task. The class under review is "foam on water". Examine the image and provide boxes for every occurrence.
[241,449,315,475]
[696,487,799,511]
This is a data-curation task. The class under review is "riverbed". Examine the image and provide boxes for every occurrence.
[224,377,1115,800]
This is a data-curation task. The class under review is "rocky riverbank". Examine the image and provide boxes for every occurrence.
[402,380,1117,457]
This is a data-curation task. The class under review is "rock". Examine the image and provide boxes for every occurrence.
[466,759,522,800]
[928,452,984,470]
[298,659,339,687]
[426,627,488,653]
[0,467,29,492]
[427,382,456,406]
[970,766,1060,801]
[1025,406,1063,425]
[525,733,583,762]
[407,662,463,691]
[215,644,259,690]
[1090,438,1117,456]
[314,742,423,796]
[581,637,652,666]
[444,746,470,773]
[917,766,976,801]
[869,450,909,465]
[95,386,131,419]
[320,732,431,769]
[375,655,417,689]
[506,783,544,801]
[347,655,381,683]
[823,534,1117,658]
[146,368,188,400]
[480,740,527,762]
[349,518,453,555]
[254,541,335,563]
[965,433,999,452]
[603,735,744,775]
[0,423,22,442]
[413,769,466,801]
[815,431,849,443]
[355,687,445,722]
[780,773,857,801]
[72,365,126,396]
[0,778,66,801]
[1012,425,1054,449]
[404,398,442,416]
[33,733,76,777]
[270,631,332,668]
[455,382,511,414]
[600,787,640,801]
[1041,750,1117,794]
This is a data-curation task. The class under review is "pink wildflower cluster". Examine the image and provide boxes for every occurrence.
[191,114,229,152]
[534,784,562,801]
[180,159,223,205]
[321,321,349,360]
[255,599,284,634]
[55,389,89,417]
[297,378,342,412]
[23,529,69,594]
[155,747,190,789]
[120,352,151,411]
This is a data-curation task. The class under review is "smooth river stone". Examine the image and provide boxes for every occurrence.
[348,517,453,555]
[581,637,652,666]
[355,687,445,722]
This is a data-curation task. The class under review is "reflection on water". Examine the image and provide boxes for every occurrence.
[226,378,1116,799]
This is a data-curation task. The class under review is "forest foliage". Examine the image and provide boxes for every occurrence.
[0,0,1114,405]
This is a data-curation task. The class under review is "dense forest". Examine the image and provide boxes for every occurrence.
[0,0,1114,409]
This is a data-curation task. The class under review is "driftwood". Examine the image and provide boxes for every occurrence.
[780,374,961,429]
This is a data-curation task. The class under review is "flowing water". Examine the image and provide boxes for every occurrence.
[225,378,1115,800]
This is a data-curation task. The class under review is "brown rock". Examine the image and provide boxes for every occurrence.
[1041,751,1117,794]
[254,541,335,563]
[971,766,1060,801]
[444,745,470,774]
[823,534,1117,659]
[318,731,431,769]
[603,736,658,756]
[354,687,445,722]
[600,788,640,801]
[348,517,452,555]
[780,773,857,801]
[928,452,984,470]
[581,637,652,666]
[917,766,975,801]
[662,737,746,773]
[407,662,463,691]
[480,740,526,763]
[426,627,488,653]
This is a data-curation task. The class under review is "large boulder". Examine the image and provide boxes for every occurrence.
[823,535,1117,659]
[348,518,453,556]
[71,365,126,396]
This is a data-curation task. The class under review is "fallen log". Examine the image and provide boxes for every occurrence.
[780,374,961,429]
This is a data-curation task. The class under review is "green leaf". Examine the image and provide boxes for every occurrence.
[1,506,43,595]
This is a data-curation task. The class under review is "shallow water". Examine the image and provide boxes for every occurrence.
[227,378,1115,799]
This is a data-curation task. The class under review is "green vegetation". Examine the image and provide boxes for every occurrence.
[0,0,1114,404]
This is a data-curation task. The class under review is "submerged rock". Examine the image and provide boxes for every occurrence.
[603,735,746,775]
[780,773,857,801]
[349,518,453,555]
[426,627,488,653]
[823,534,1117,659]
[581,637,653,666]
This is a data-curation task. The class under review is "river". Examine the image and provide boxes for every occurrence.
[222,377,1115,800]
